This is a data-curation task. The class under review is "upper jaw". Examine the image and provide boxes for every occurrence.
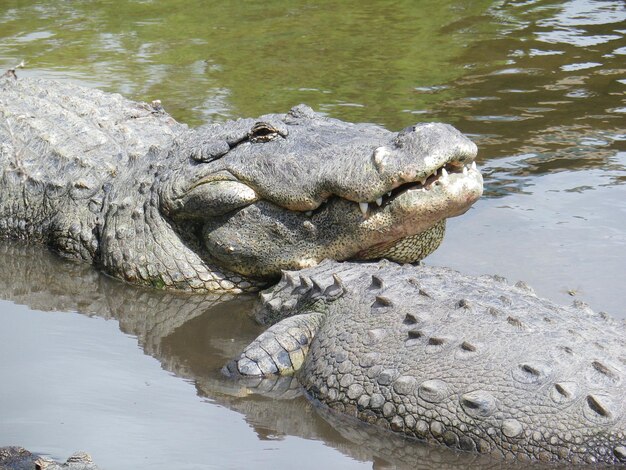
[170,121,479,219]
[293,124,479,215]
[296,142,482,220]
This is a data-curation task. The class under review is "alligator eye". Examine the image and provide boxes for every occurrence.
[248,122,281,143]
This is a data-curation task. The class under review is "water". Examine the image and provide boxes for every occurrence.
[0,0,624,468]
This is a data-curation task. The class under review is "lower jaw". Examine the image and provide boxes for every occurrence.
[353,219,446,263]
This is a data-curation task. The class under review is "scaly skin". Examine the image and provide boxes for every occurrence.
[228,260,626,465]
[0,74,482,292]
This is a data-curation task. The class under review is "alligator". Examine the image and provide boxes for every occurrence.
[226,260,626,465]
[0,447,99,470]
[0,73,482,293]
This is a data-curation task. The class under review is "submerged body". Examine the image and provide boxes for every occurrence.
[229,261,626,465]
[0,75,482,292]
[0,447,99,470]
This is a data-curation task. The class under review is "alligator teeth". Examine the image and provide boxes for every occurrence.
[463,166,469,176]
[441,167,449,181]
[375,197,383,206]
[387,191,392,197]
[420,178,426,186]
[305,210,313,217]
[359,202,369,216]
[471,161,477,171]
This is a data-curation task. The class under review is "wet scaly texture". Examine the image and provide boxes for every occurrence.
[0,76,481,291]
[231,260,626,465]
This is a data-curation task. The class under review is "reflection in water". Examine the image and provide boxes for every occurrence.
[0,0,625,468]
[0,241,515,469]
[0,0,495,125]
[437,0,626,196]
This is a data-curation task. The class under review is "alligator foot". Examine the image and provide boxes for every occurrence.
[225,312,325,376]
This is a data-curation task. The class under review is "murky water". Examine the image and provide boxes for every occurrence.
[0,1,624,468]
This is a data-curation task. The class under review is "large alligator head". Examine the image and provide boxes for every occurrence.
[160,105,482,284]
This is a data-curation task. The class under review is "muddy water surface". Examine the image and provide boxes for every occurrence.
[0,1,624,468]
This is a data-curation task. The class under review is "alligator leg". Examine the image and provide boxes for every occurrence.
[226,312,325,376]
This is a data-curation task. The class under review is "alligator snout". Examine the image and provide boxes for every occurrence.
[375,122,478,181]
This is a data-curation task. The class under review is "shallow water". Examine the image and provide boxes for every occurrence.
[0,0,624,468]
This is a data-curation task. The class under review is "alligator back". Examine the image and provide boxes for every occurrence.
[247,261,626,464]
[0,76,183,254]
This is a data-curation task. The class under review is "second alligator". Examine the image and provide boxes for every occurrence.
[228,260,626,465]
